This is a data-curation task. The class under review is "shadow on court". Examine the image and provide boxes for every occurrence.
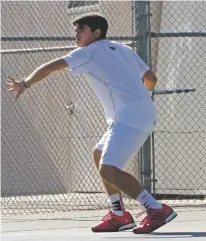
[153,232,206,237]
[103,232,206,239]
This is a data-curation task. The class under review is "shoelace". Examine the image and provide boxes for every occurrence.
[136,208,165,226]
[136,210,147,225]
[136,210,146,219]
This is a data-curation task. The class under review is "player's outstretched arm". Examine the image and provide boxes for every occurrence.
[6,57,68,100]
[142,70,157,91]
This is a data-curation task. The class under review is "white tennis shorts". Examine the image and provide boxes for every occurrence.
[94,121,155,169]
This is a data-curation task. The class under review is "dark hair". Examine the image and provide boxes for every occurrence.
[73,14,108,39]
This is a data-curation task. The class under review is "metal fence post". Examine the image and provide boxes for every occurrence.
[133,1,152,193]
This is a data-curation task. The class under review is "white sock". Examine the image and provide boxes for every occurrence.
[136,189,162,209]
[109,193,125,216]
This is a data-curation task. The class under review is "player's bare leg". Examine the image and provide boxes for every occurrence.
[99,164,177,234]
[99,164,143,199]
[92,149,136,232]
[93,149,121,196]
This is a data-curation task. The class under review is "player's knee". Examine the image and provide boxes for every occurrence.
[99,164,117,183]
[93,149,102,168]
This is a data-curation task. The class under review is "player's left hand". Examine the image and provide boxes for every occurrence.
[6,76,26,100]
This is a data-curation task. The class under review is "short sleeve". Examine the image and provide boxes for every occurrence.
[63,45,96,74]
[133,52,150,76]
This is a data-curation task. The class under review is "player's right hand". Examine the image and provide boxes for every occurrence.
[6,76,26,100]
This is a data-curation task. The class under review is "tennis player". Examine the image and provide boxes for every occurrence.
[6,14,177,234]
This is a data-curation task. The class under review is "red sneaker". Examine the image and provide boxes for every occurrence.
[133,203,177,234]
[91,211,136,232]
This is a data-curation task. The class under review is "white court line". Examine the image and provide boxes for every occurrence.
[1,233,96,236]
[1,233,192,239]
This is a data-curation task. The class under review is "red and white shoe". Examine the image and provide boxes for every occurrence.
[91,211,136,232]
[133,203,177,234]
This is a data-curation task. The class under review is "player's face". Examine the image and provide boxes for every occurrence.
[75,25,99,47]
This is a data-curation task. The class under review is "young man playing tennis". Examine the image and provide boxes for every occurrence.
[6,14,177,234]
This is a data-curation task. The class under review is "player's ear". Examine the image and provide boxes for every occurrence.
[94,29,101,39]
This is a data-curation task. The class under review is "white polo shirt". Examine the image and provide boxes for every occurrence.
[63,40,157,130]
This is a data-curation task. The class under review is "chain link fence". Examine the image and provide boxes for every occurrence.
[150,1,206,199]
[1,1,139,215]
[1,1,206,216]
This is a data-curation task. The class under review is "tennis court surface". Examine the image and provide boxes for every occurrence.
[2,206,206,241]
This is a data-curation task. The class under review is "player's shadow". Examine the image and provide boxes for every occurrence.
[152,232,206,237]
[103,232,206,239]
